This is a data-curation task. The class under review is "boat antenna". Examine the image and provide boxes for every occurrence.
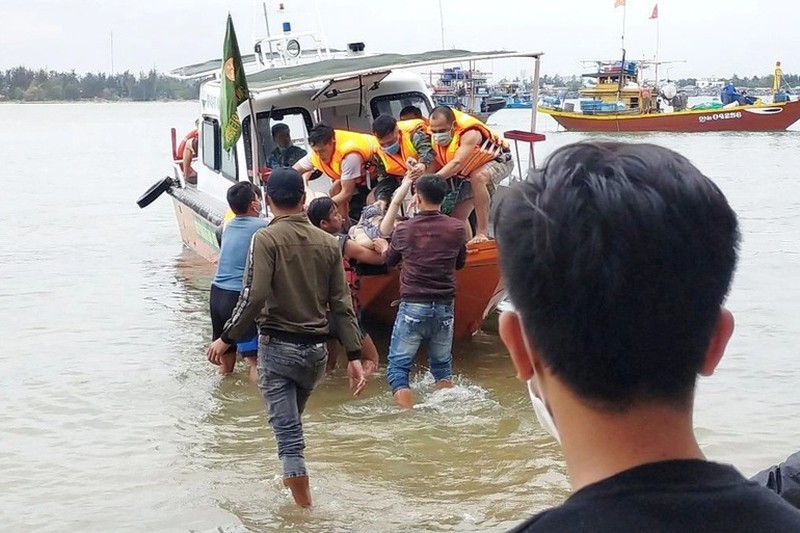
[438,0,445,50]
[261,2,274,66]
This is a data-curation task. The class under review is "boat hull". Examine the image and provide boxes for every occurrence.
[167,190,503,340]
[539,99,800,132]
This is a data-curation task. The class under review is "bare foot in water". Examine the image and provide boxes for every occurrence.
[394,388,414,410]
[434,379,454,391]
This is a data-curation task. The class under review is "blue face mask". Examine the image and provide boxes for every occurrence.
[383,140,401,155]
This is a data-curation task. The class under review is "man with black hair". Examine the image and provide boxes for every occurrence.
[292,122,383,222]
[307,196,387,379]
[429,105,513,244]
[371,114,436,184]
[266,123,307,169]
[494,141,800,532]
[207,168,365,508]
[399,105,425,121]
[208,181,266,384]
[383,174,467,410]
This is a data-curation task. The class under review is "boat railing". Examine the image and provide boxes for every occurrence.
[503,130,547,181]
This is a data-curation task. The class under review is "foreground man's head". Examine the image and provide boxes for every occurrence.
[496,140,739,461]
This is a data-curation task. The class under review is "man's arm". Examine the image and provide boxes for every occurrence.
[292,154,315,183]
[455,224,467,270]
[412,130,438,171]
[328,248,362,360]
[434,129,482,179]
[220,231,273,343]
[383,224,405,268]
[379,175,415,237]
[344,238,386,265]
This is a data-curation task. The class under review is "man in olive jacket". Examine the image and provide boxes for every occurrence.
[207,168,364,508]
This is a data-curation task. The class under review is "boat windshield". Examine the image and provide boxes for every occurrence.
[242,107,314,172]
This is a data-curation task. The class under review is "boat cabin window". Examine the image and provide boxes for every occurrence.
[370,92,431,119]
[201,118,218,171]
[201,116,238,182]
[318,103,372,134]
[242,107,313,172]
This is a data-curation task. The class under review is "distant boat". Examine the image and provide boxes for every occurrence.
[506,95,533,109]
[430,66,507,122]
[538,59,800,132]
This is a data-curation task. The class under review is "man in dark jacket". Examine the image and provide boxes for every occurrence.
[207,168,364,508]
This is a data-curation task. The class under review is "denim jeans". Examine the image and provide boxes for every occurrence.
[386,301,455,393]
[257,336,327,479]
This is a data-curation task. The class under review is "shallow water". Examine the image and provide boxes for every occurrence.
[1,102,799,531]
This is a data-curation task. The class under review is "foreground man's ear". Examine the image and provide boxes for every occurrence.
[699,308,735,377]
[499,310,535,382]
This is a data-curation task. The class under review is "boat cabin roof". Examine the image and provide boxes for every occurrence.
[174,49,542,93]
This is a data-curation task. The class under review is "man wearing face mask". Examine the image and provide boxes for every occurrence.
[371,114,438,192]
[429,106,514,245]
[495,141,800,532]
[266,123,307,169]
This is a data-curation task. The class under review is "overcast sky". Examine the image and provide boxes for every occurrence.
[2,0,796,80]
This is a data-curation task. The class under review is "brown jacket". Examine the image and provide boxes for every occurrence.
[221,213,362,359]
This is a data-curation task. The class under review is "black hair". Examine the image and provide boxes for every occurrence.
[307,197,337,227]
[415,174,448,205]
[227,181,259,214]
[430,105,456,123]
[399,105,423,119]
[308,122,334,146]
[372,114,398,138]
[271,123,290,137]
[494,141,740,411]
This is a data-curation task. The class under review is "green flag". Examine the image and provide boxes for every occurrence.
[220,14,249,152]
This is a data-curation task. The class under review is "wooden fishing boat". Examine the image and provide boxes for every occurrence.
[539,60,800,132]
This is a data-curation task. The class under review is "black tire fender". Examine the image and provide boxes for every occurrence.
[136,177,173,208]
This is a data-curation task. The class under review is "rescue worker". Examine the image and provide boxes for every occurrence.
[429,106,514,244]
[371,114,437,187]
[293,123,382,222]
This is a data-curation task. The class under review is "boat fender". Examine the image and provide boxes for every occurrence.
[136,177,174,208]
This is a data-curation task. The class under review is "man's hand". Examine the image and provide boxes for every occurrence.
[207,338,231,366]
[408,162,426,179]
[347,360,367,396]
[373,238,389,255]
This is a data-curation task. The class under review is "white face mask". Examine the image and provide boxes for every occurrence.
[527,376,560,443]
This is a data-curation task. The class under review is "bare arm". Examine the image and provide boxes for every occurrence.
[383,224,405,268]
[344,238,385,265]
[434,129,482,179]
[379,175,415,237]
[332,178,357,207]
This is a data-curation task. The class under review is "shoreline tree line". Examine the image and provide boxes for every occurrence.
[0,66,201,102]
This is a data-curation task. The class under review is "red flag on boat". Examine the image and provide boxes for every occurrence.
[649,4,658,18]
[615,0,625,6]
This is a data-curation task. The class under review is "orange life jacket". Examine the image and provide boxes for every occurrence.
[432,109,507,177]
[310,130,378,185]
[376,118,426,177]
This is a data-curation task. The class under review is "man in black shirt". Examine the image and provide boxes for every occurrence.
[494,142,800,532]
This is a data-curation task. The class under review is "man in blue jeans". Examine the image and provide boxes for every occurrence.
[383,174,467,409]
[207,169,364,507]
